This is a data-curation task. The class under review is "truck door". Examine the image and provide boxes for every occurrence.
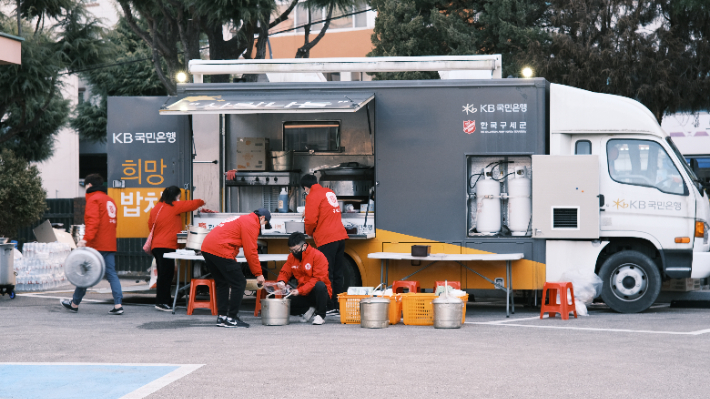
[599,138,694,245]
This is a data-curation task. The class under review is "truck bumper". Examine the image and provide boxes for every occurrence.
[691,252,710,278]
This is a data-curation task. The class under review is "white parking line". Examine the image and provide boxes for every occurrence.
[119,364,204,399]
[464,321,710,335]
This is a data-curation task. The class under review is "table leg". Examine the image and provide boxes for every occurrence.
[172,259,181,315]
[509,260,515,314]
[386,260,389,286]
[505,260,510,318]
[380,259,384,285]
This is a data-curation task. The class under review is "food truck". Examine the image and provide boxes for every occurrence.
[113,56,710,314]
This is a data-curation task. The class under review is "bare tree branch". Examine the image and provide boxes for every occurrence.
[269,0,299,29]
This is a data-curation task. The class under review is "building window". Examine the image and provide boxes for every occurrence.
[283,121,341,152]
[294,0,369,31]
[78,88,85,104]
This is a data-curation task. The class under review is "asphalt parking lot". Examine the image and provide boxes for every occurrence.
[2,281,710,399]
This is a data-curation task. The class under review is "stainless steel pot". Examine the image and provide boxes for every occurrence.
[432,282,464,329]
[360,284,390,329]
[0,244,16,286]
[318,162,374,198]
[65,247,106,288]
[70,225,85,244]
[261,295,292,326]
[285,221,305,233]
[185,225,210,251]
[271,151,294,171]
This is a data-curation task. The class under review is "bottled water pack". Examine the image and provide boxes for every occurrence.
[14,242,71,292]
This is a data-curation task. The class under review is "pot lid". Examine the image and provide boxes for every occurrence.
[432,295,463,304]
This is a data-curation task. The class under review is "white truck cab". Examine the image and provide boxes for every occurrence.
[537,84,710,312]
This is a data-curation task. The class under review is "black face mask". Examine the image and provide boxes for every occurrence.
[292,244,306,261]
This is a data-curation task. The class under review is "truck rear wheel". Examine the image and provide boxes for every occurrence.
[599,250,661,313]
[342,255,362,292]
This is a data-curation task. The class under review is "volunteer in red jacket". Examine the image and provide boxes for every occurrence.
[200,208,271,328]
[277,232,332,325]
[61,174,124,315]
[148,186,205,311]
[300,174,349,314]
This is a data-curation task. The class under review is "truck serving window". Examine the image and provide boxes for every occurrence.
[283,121,341,152]
[607,139,687,195]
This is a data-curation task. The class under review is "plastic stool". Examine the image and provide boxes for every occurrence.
[392,280,420,294]
[434,281,461,291]
[540,282,577,320]
[254,280,280,316]
[187,278,217,316]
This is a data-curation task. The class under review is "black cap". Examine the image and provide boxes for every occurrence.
[254,208,272,229]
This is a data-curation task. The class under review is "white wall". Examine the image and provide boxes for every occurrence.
[35,75,82,199]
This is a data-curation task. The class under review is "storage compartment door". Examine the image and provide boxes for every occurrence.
[532,155,599,239]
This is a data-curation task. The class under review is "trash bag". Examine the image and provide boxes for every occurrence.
[559,270,603,316]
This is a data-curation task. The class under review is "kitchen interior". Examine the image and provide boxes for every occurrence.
[192,106,376,239]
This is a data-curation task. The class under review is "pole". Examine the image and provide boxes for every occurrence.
[17,0,21,36]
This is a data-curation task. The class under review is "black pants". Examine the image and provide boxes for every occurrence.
[202,251,247,319]
[152,248,175,305]
[318,240,346,306]
[289,281,329,318]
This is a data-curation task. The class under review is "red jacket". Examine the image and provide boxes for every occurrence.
[200,213,262,276]
[84,190,117,252]
[148,199,205,250]
[304,184,349,247]
[277,245,332,297]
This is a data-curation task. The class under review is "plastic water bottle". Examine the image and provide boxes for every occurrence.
[278,187,289,213]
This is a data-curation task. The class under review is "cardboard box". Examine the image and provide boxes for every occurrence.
[662,278,701,292]
[236,138,269,171]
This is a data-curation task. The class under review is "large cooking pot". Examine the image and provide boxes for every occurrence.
[359,284,390,329]
[261,293,292,326]
[432,283,464,329]
[185,225,210,251]
[70,225,85,244]
[0,244,16,286]
[317,162,374,198]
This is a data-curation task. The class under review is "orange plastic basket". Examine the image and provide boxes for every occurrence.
[338,293,401,325]
[401,293,469,326]
[387,294,402,325]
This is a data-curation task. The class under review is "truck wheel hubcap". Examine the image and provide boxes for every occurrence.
[611,263,647,301]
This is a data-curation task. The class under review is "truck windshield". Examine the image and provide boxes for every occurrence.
[666,137,703,190]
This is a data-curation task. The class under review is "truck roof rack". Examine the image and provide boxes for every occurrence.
[188,55,502,83]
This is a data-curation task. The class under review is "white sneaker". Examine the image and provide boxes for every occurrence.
[312,315,325,325]
[301,307,316,323]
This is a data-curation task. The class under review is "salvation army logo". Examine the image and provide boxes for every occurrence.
[106,202,117,218]
[463,120,476,134]
[326,192,339,207]
[305,263,312,270]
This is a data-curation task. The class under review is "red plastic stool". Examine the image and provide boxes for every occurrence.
[187,278,217,316]
[540,282,577,320]
[254,280,280,316]
[434,281,461,291]
[392,280,420,294]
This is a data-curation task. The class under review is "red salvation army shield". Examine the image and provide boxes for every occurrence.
[463,120,476,134]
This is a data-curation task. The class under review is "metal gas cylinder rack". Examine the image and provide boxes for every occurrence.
[466,156,532,237]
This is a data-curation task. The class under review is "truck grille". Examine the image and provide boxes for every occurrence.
[553,208,578,229]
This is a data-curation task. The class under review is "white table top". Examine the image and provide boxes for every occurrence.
[367,252,525,261]
[164,252,289,262]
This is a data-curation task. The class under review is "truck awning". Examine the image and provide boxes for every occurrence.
[159,91,374,114]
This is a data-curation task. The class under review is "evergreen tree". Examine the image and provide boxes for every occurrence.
[0,1,107,162]
[0,149,47,238]
[71,18,167,143]
[367,0,547,80]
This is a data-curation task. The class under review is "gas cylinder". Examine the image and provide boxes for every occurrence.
[507,166,531,236]
[475,167,501,234]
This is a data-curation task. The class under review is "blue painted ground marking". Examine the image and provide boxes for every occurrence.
[0,364,184,399]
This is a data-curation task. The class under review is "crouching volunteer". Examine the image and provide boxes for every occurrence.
[277,232,332,325]
[200,209,271,328]
[301,174,349,315]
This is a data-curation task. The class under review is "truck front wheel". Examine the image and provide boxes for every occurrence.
[598,250,661,313]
